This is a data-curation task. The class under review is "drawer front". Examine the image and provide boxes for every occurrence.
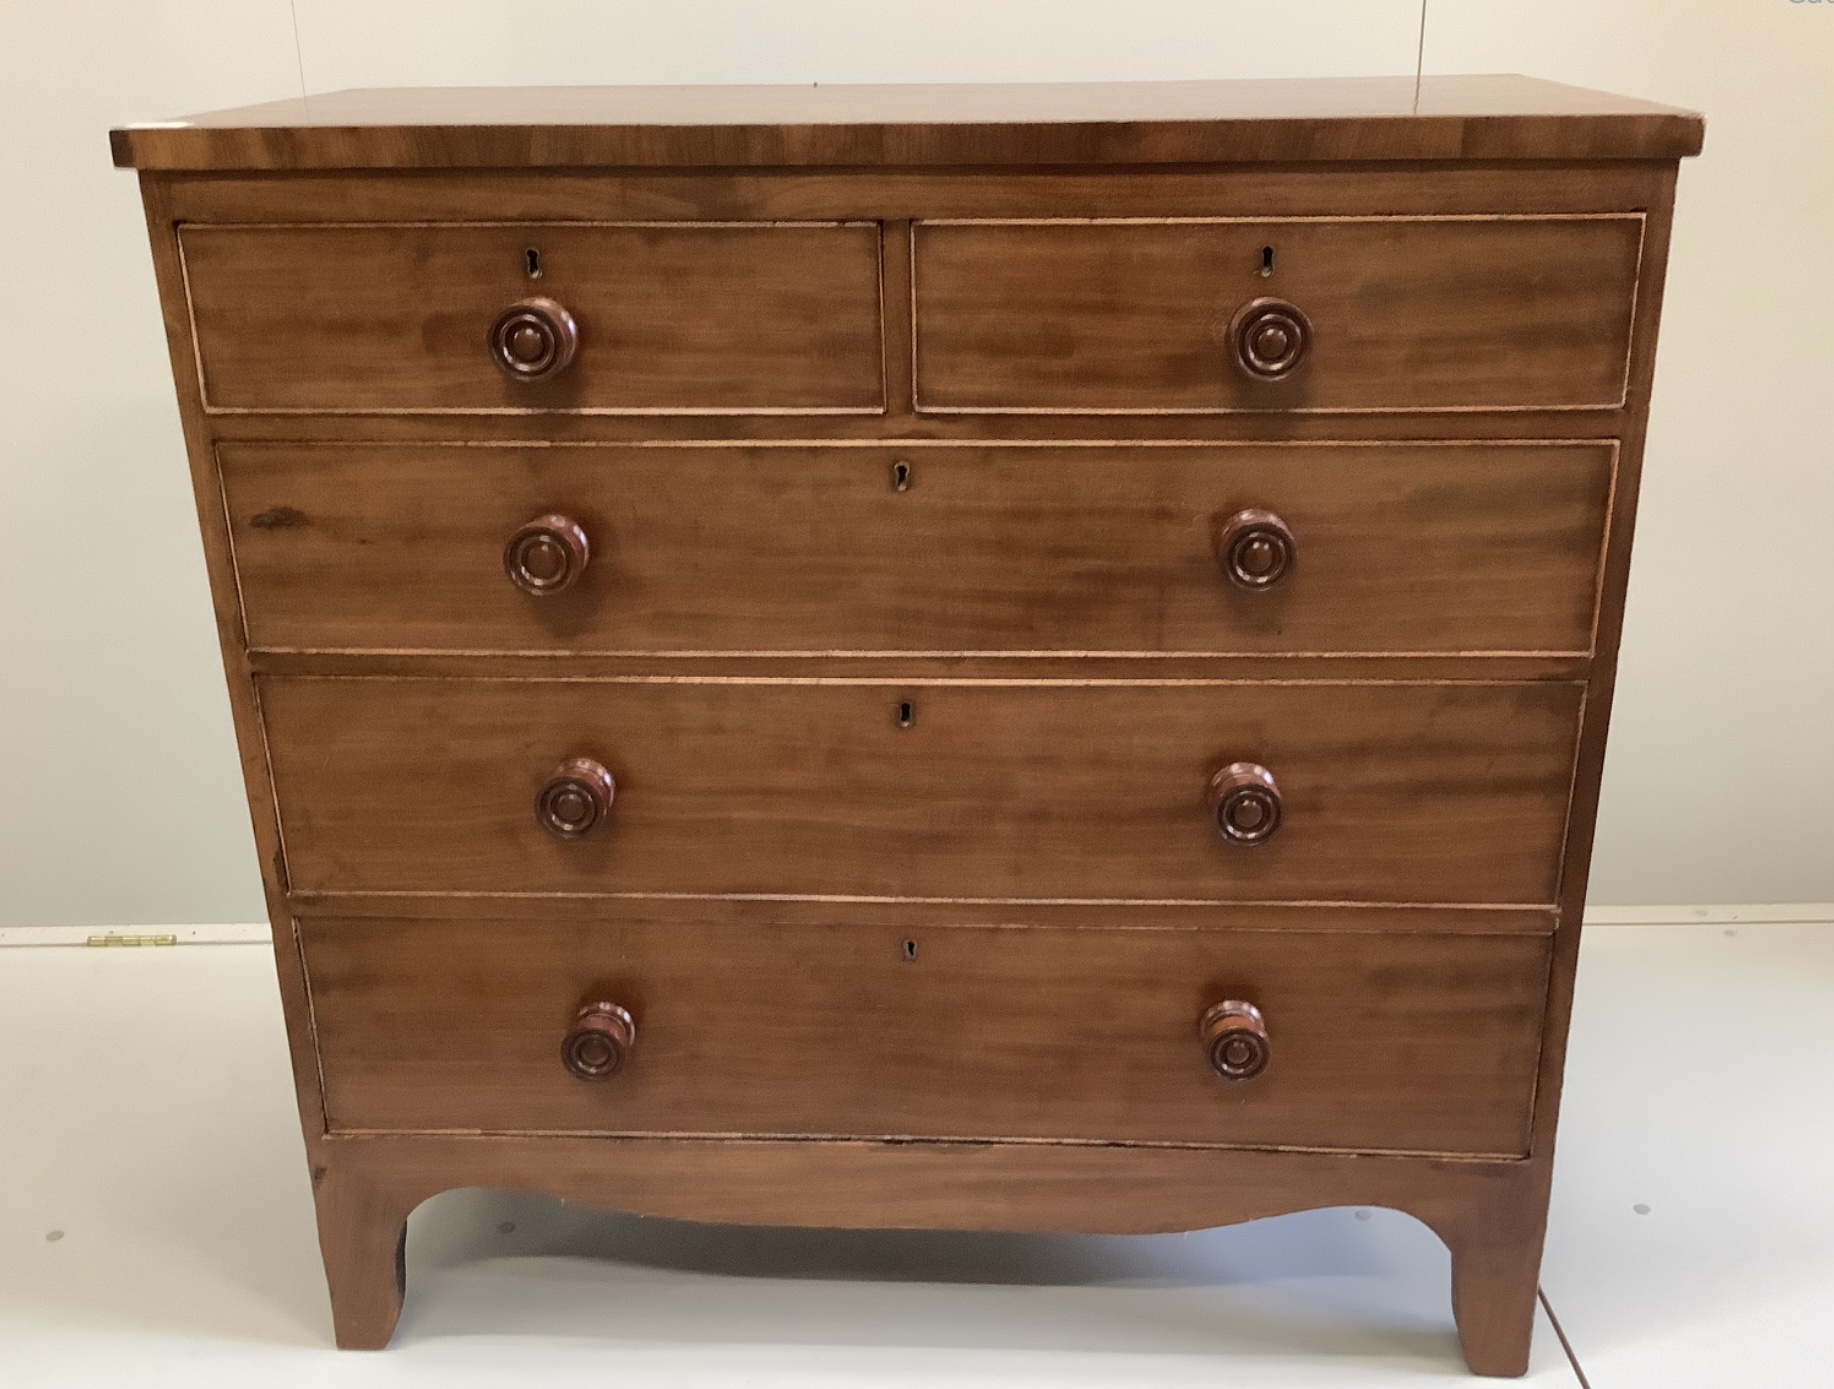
[913,216,1642,412]
[301,917,1550,1157]
[262,678,1581,904]
[225,441,1612,657]
[179,222,885,413]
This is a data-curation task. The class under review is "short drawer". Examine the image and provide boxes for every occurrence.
[913,215,1642,412]
[223,441,1613,657]
[179,221,885,413]
[301,916,1551,1157]
[261,678,1581,904]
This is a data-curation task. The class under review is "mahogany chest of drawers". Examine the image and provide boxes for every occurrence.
[115,76,1702,1375]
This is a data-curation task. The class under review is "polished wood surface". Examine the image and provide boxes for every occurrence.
[292,895,1558,935]
[120,77,1701,1376]
[180,222,885,413]
[151,161,1679,237]
[220,441,1614,657]
[301,916,1549,1155]
[109,75,1705,171]
[914,215,1642,412]
[259,677,1582,904]
[309,1133,1553,1374]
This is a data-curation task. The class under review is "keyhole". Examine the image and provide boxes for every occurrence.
[896,700,915,729]
[901,939,918,962]
[891,460,912,492]
[1259,245,1275,278]
[524,247,543,279]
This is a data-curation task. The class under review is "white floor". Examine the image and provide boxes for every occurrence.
[1,918,1829,1386]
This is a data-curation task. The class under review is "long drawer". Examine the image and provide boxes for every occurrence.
[300,916,1551,1156]
[179,221,885,413]
[261,678,1582,904]
[913,215,1643,412]
[224,441,1613,657]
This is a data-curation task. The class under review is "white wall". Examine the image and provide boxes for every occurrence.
[0,2,1828,925]
[1424,3,1834,903]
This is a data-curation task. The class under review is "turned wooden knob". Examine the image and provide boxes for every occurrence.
[562,1002,636,1080]
[1217,509,1295,589]
[536,757,615,839]
[1229,297,1311,380]
[489,297,579,381]
[504,514,590,595]
[1200,1000,1270,1081]
[1208,762,1282,845]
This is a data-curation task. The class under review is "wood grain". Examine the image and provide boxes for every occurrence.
[300,916,1550,1156]
[117,77,1703,1378]
[110,75,1704,171]
[914,216,1643,413]
[148,162,1682,231]
[221,441,1614,658]
[258,677,1583,905]
[310,1131,1551,1372]
[285,893,1559,935]
[249,650,1596,685]
[180,222,884,414]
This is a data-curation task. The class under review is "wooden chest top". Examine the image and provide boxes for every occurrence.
[112,74,1703,171]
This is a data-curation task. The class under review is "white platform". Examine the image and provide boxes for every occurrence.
[1,918,1828,1385]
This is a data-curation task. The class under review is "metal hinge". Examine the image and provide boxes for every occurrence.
[85,933,178,948]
